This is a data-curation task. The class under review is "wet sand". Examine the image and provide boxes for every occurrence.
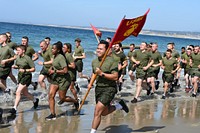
[0,77,200,133]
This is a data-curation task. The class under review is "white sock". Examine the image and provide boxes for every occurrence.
[13,106,17,110]
[114,102,122,110]
[5,88,10,91]
[90,128,96,133]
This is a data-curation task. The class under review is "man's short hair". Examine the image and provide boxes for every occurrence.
[99,40,109,50]
[75,38,81,42]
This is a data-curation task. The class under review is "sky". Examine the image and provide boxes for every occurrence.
[1,0,200,32]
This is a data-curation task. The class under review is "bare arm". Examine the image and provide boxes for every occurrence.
[32,53,39,61]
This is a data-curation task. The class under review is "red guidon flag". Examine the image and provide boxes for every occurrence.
[90,24,102,38]
[110,9,150,47]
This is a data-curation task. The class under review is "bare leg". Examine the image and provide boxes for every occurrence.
[0,79,7,88]
[78,72,89,80]
[184,74,189,87]
[48,84,59,115]
[69,82,78,100]
[22,86,34,101]
[38,74,47,90]
[0,82,6,91]
[135,79,142,99]
[192,77,199,94]
[59,90,77,103]
[14,84,27,108]
[163,82,169,95]
[92,101,115,130]
[128,70,135,81]
[151,77,156,93]
[9,71,18,85]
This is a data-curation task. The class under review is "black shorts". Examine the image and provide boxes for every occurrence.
[0,67,11,80]
[18,72,32,87]
[40,67,50,76]
[95,86,117,106]
[75,60,83,72]
[162,72,174,83]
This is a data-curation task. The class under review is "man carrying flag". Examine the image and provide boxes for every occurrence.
[90,40,129,133]
[86,9,150,133]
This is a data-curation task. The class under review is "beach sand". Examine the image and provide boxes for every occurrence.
[0,77,200,133]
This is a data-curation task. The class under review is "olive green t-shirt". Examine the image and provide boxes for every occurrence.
[15,55,35,74]
[7,41,18,50]
[65,53,76,77]
[25,45,35,58]
[74,45,84,57]
[127,50,134,64]
[191,53,200,68]
[52,54,67,71]
[181,53,191,69]
[163,50,180,59]
[92,56,118,87]
[150,51,162,65]
[41,45,53,69]
[132,50,151,68]
[0,45,15,67]
[112,51,127,64]
[162,57,178,73]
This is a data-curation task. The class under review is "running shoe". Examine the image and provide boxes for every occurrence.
[45,114,56,120]
[131,97,138,103]
[32,82,38,90]
[75,82,80,93]
[161,94,166,99]
[119,100,129,113]
[191,93,197,97]
[155,81,160,90]
[57,100,64,105]
[74,98,81,110]
[33,98,39,109]
[4,89,11,95]
[9,108,16,114]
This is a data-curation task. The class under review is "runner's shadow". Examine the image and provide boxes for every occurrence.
[133,126,165,132]
[102,125,165,133]
[56,109,85,118]
[101,125,134,133]
[0,114,16,128]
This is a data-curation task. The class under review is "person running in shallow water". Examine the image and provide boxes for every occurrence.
[6,32,18,86]
[161,49,180,99]
[181,48,192,92]
[21,36,39,90]
[37,40,53,100]
[189,45,200,97]
[57,43,81,105]
[112,42,127,92]
[146,43,162,95]
[131,42,154,103]
[10,45,39,114]
[45,41,80,120]
[73,38,90,82]
[0,33,16,93]
[89,40,129,133]
[127,43,136,81]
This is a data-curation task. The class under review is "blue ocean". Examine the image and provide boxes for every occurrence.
[0,22,200,87]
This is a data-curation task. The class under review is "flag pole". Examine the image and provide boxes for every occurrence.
[94,34,100,43]
[77,16,126,113]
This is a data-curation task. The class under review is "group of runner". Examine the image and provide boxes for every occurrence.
[0,32,200,133]
[125,42,200,102]
[0,32,90,120]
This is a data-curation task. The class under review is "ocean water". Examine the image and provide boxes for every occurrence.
[0,22,200,88]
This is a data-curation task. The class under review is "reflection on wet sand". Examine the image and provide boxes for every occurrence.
[1,89,200,132]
